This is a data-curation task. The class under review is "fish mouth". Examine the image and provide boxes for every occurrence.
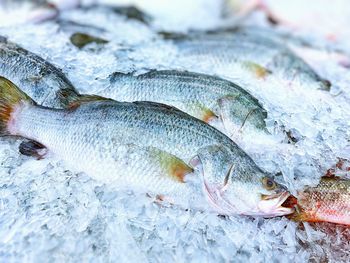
[258,192,296,217]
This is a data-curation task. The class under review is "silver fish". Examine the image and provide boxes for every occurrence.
[104,70,268,140]
[0,36,78,108]
[0,77,293,217]
[170,31,331,91]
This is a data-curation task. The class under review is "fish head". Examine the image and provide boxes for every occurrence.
[210,168,294,217]
[193,146,294,217]
[218,95,268,136]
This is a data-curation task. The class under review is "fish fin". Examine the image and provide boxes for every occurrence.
[158,31,188,40]
[0,77,35,136]
[19,140,48,160]
[70,33,108,49]
[149,146,194,183]
[189,103,218,123]
[56,88,80,108]
[58,92,113,110]
[200,107,218,123]
[288,209,318,223]
[243,61,271,79]
[132,101,186,115]
[108,71,134,82]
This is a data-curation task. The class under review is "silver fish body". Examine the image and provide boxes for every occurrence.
[104,70,268,139]
[171,32,330,91]
[0,77,293,216]
[0,37,78,108]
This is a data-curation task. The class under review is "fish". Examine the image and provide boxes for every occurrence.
[105,70,268,140]
[0,77,294,217]
[289,176,350,226]
[169,30,331,91]
[0,36,79,108]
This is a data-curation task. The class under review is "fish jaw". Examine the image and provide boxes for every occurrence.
[203,178,294,217]
[257,192,295,217]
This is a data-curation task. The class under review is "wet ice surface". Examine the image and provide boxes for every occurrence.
[0,1,350,262]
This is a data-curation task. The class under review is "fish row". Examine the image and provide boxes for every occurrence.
[0,24,348,225]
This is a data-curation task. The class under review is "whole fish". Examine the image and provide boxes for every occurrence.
[169,31,331,91]
[0,77,293,217]
[290,176,350,226]
[105,70,268,140]
[0,36,78,108]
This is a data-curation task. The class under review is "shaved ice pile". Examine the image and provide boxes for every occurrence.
[0,0,349,262]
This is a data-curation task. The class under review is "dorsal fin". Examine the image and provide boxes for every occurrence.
[108,71,134,82]
[64,94,114,109]
[132,101,185,114]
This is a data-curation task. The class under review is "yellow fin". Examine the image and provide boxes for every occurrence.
[243,61,271,79]
[151,148,194,183]
[190,103,218,123]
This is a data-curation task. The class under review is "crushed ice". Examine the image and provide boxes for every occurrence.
[0,0,350,262]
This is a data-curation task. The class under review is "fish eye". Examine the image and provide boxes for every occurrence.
[262,177,276,190]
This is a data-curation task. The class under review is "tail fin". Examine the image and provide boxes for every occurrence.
[0,77,35,135]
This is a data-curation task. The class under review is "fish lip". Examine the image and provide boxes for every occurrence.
[258,191,295,217]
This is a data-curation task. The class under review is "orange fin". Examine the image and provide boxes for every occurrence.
[201,108,218,123]
[0,77,35,135]
[168,158,194,182]
[243,61,271,79]
[287,207,319,223]
[190,103,218,123]
[150,147,194,183]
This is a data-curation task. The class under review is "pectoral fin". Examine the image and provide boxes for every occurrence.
[243,61,271,79]
[149,146,194,183]
[190,103,218,123]
[56,90,113,110]
[287,208,318,223]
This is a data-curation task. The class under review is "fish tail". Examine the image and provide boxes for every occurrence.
[0,77,35,136]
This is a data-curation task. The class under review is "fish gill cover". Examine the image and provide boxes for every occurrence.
[0,0,350,262]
